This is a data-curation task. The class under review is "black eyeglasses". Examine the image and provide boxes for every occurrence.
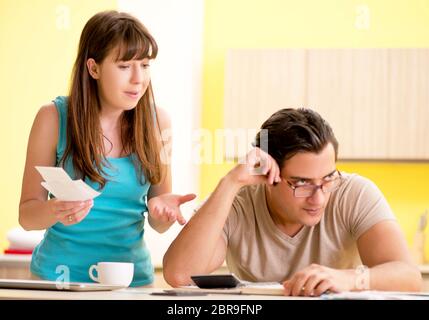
[284,171,343,198]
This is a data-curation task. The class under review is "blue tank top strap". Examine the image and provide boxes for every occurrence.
[55,98,157,154]
[52,96,68,164]
[53,97,158,165]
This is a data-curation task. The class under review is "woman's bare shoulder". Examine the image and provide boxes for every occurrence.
[37,102,58,120]
[30,102,59,148]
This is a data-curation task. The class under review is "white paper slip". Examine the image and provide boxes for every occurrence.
[36,166,101,201]
[36,166,73,183]
[321,290,429,300]
[176,283,285,296]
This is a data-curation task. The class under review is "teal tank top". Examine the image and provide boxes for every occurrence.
[31,96,154,286]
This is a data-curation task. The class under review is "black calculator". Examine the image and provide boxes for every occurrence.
[190,273,242,289]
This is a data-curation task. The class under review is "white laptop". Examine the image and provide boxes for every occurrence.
[0,279,125,292]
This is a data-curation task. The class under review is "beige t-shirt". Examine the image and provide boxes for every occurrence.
[222,173,396,282]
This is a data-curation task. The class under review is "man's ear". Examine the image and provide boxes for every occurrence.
[86,58,100,79]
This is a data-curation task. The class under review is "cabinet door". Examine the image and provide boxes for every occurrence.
[224,48,429,160]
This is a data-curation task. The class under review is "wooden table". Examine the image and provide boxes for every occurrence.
[0,287,304,300]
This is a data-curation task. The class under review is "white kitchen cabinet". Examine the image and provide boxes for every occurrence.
[224,48,429,160]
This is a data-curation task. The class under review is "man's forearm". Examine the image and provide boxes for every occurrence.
[163,176,241,286]
[367,261,422,292]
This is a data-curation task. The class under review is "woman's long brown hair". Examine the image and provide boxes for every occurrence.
[62,10,163,189]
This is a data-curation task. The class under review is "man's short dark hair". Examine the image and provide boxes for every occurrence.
[254,108,339,168]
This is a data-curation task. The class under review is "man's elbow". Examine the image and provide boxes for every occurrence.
[162,256,190,287]
[163,268,192,288]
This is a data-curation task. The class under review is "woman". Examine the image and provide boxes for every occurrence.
[19,10,195,287]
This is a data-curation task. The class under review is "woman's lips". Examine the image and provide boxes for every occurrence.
[124,91,140,99]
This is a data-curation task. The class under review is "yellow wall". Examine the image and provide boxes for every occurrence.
[0,0,116,249]
[201,0,429,257]
[1,0,429,261]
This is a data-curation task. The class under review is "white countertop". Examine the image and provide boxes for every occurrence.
[0,254,31,267]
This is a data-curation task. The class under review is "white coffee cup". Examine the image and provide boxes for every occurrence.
[89,262,134,287]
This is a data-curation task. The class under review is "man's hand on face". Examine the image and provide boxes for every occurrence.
[227,148,281,188]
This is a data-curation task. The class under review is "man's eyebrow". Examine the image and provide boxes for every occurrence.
[289,169,337,181]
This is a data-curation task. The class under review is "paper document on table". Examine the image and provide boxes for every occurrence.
[176,282,285,296]
[240,282,285,295]
[321,290,429,300]
[36,166,101,201]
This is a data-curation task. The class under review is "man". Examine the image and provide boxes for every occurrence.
[163,108,421,296]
